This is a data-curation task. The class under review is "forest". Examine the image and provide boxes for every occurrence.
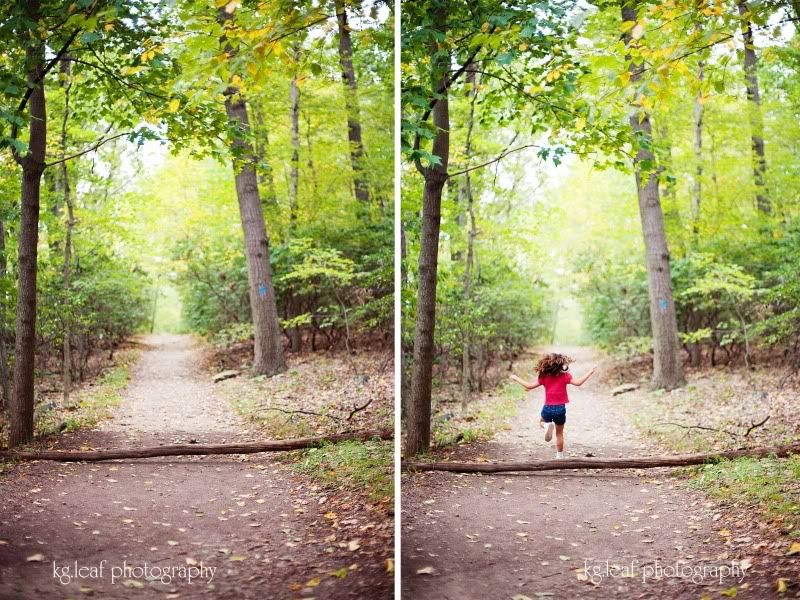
[0,0,393,447]
[0,1,394,597]
[401,0,800,454]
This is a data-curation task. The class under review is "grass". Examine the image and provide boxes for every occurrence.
[293,440,393,503]
[690,455,800,537]
[35,350,136,436]
[431,381,524,449]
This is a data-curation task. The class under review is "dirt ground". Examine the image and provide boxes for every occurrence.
[401,347,794,599]
[0,334,392,600]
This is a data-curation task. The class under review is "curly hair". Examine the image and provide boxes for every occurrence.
[535,353,574,377]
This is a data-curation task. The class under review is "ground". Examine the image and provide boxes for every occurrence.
[0,334,392,600]
[401,347,797,599]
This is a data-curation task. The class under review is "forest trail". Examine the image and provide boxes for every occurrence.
[402,347,742,599]
[0,335,387,600]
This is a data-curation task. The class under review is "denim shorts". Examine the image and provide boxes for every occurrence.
[540,404,566,425]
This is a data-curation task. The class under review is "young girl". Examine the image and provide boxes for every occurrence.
[510,353,597,459]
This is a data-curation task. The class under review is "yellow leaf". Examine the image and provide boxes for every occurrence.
[720,586,737,597]
[787,542,800,555]
[575,117,586,131]
[776,578,788,593]
[168,99,180,113]
[481,22,490,32]
[385,558,394,574]
[618,71,631,86]
[104,23,114,32]
[620,20,636,32]
[305,577,320,587]
[718,528,732,537]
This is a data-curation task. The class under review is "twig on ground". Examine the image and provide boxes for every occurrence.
[743,415,770,437]
[653,421,739,440]
[347,398,373,421]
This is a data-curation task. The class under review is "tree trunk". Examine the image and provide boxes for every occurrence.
[251,105,277,204]
[406,4,450,457]
[289,45,300,226]
[60,58,74,407]
[220,8,286,377]
[737,0,770,214]
[402,441,800,473]
[335,0,370,204]
[460,71,478,414]
[1,428,393,462]
[692,58,704,237]
[304,110,319,198]
[623,2,685,390]
[0,220,10,410]
[9,0,47,447]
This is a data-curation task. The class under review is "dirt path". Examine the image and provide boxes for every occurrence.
[402,347,750,599]
[0,334,390,599]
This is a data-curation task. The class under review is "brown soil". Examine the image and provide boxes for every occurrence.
[0,334,392,599]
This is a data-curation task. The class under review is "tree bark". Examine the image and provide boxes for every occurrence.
[403,442,800,473]
[737,0,770,214]
[335,0,370,204]
[0,428,393,462]
[406,4,450,457]
[220,9,286,377]
[692,58,704,237]
[623,1,685,390]
[9,0,47,447]
[289,44,300,227]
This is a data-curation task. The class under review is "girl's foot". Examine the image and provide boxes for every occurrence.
[544,423,555,442]
[555,451,565,459]
[539,419,545,429]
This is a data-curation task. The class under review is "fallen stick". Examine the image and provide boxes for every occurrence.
[402,442,800,473]
[0,429,392,463]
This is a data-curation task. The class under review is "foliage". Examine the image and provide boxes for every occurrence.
[294,440,393,503]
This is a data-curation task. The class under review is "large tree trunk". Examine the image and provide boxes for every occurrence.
[335,0,370,204]
[402,441,800,473]
[221,9,286,377]
[406,4,450,457]
[737,0,770,214]
[9,0,47,447]
[623,2,684,390]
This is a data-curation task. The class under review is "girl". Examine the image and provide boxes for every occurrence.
[509,353,597,459]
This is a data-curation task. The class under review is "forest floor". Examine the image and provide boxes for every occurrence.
[0,334,392,599]
[402,346,798,599]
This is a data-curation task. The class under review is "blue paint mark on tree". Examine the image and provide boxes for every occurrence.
[658,298,668,313]
[258,283,268,297]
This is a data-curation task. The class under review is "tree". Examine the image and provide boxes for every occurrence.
[621,0,685,390]
[219,6,286,376]
[737,0,770,214]
[334,0,370,204]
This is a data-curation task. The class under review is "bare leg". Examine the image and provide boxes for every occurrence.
[555,424,565,452]
[539,418,545,429]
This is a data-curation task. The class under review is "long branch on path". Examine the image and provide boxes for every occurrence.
[402,442,800,473]
[0,429,392,462]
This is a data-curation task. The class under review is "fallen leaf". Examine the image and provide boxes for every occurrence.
[787,542,800,556]
[776,578,788,594]
[329,568,348,578]
[719,586,737,597]
[26,554,45,562]
[347,540,361,551]
[558,555,571,561]
[122,580,144,589]
[306,577,321,587]
[416,566,436,575]
[229,555,247,561]
[385,559,394,574]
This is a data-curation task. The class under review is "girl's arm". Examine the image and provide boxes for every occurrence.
[569,366,598,386]
[509,373,541,391]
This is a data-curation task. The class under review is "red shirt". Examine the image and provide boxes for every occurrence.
[538,372,572,405]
